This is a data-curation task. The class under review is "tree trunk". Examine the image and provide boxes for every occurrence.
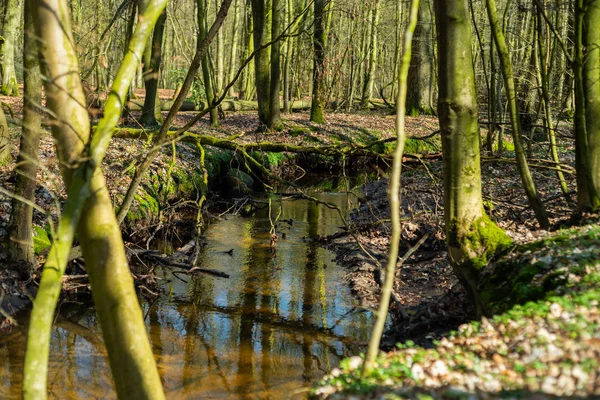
[309,0,328,123]
[433,0,512,318]
[575,0,600,210]
[239,2,254,101]
[251,0,272,128]
[360,0,380,108]
[534,3,569,199]
[216,0,225,92]
[7,0,42,273]
[583,0,600,208]
[227,0,240,97]
[406,0,434,115]
[268,0,283,129]
[140,9,167,126]
[24,0,167,397]
[0,97,9,166]
[485,0,550,229]
[198,0,220,126]
[282,0,293,112]
[0,0,19,96]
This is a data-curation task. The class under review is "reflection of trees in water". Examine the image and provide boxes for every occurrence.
[1,333,23,399]
[302,200,319,382]
[148,308,165,386]
[236,217,260,399]
[178,301,232,396]
[0,195,366,398]
[236,211,286,396]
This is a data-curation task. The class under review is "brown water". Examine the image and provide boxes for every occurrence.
[0,193,374,399]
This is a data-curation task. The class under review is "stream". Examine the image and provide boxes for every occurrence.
[0,192,375,399]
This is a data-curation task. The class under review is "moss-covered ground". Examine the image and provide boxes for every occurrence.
[313,224,600,399]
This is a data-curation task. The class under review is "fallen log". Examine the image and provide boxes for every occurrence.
[111,127,439,162]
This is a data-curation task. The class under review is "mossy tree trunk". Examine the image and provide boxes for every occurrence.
[198,0,219,127]
[433,0,512,318]
[583,0,600,209]
[7,0,42,273]
[140,9,167,126]
[24,0,167,397]
[0,0,19,96]
[406,0,435,115]
[485,0,550,229]
[575,0,600,211]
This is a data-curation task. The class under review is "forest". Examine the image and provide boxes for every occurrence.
[0,0,599,398]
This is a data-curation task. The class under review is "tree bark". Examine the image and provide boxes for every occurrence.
[0,99,9,166]
[251,0,275,129]
[227,0,240,97]
[582,0,600,210]
[485,0,550,229]
[309,0,328,123]
[434,0,512,318]
[282,0,293,112]
[198,0,220,126]
[269,0,283,129]
[239,1,254,101]
[360,0,380,108]
[7,0,42,273]
[574,0,600,211]
[24,0,168,397]
[406,0,435,115]
[140,9,167,126]
[0,0,20,96]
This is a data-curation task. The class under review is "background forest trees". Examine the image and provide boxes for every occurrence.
[0,0,581,136]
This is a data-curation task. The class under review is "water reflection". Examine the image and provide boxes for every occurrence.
[0,193,374,399]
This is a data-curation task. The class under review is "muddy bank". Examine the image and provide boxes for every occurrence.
[320,178,465,346]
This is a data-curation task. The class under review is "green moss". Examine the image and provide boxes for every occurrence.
[126,189,161,223]
[33,225,52,254]
[250,151,286,170]
[448,214,513,270]
[289,126,312,137]
[405,138,440,154]
[481,225,600,314]
[172,166,206,195]
[493,140,515,152]
[376,138,440,155]
[204,147,233,178]
[304,134,322,144]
